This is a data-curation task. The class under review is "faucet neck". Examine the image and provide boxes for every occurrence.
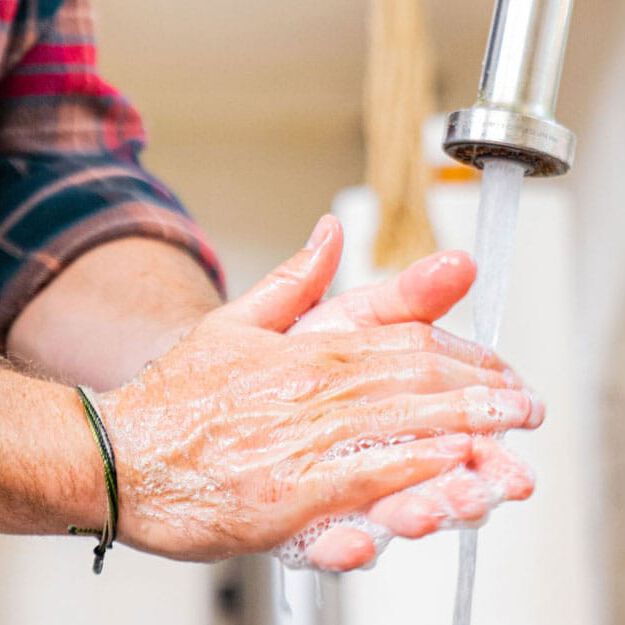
[477,0,574,120]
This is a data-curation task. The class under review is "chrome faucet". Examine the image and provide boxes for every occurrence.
[443,0,576,176]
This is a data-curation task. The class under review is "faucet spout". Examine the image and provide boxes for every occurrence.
[443,0,576,176]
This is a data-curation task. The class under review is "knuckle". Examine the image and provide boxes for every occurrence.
[309,469,343,510]
[270,253,309,283]
[349,471,376,495]
[267,459,304,504]
[461,386,491,428]
[416,352,446,387]
[458,403,472,431]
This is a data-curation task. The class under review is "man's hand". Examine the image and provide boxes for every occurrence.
[1,216,541,567]
[95,216,541,562]
[286,218,539,571]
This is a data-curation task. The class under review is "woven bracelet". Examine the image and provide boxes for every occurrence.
[68,385,119,574]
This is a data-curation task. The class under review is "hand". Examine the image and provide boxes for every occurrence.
[100,216,540,562]
[287,216,540,571]
[306,437,535,571]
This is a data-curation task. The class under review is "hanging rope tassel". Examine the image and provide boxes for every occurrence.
[365,0,437,269]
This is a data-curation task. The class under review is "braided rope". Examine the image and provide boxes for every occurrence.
[68,386,119,574]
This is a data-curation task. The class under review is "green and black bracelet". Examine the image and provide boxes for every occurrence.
[68,385,119,575]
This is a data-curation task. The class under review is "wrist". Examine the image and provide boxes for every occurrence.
[95,384,144,546]
[0,376,107,534]
[41,384,108,533]
[95,368,211,556]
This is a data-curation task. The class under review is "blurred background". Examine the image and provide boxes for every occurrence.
[2,0,625,623]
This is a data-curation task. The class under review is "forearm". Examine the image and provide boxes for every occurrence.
[0,365,104,534]
[6,238,222,391]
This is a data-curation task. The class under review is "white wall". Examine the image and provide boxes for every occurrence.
[572,17,625,625]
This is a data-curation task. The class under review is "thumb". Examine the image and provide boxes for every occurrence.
[291,250,477,334]
[214,215,343,332]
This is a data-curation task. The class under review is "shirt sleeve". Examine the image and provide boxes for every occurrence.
[0,0,225,350]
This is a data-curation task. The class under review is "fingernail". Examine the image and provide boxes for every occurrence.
[497,463,536,500]
[307,527,376,572]
[525,390,545,428]
[305,215,333,251]
[503,368,524,388]
[419,250,465,275]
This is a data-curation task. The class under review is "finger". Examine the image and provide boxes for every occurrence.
[297,323,511,372]
[307,527,376,572]
[308,469,490,571]
[308,441,536,571]
[313,387,543,454]
[367,441,535,538]
[469,437,535,501]
[291,250,476,334]
[366,470,492,539]
[214,215,343,331]
[302,434,472,518]
[315,350,526,401]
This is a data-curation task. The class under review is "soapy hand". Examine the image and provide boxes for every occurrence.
[99,215,540,563]
[287,216,540,571]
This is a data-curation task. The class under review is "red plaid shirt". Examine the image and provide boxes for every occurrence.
[0,0,224,350]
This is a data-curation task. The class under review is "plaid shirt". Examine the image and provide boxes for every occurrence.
[0,0,224,350]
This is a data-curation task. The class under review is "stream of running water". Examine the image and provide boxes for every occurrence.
[452,158,526,625]
[276,158,526,624]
